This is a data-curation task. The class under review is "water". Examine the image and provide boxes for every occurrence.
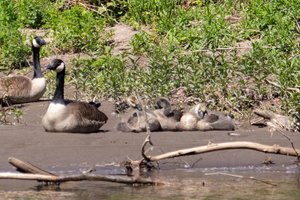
[1,165,300,200]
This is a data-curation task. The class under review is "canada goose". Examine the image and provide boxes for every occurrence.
[177,103,236,131]
[153,97,183,131]
[116,95,161,132]
[194,103,236,131]
[0,36,47,105]
[42,59,108,133]
[176,111,200,131]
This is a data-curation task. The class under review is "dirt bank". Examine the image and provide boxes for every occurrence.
[0,100,298,174]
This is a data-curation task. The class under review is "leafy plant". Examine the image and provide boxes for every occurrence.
[15,0,52,28]
[44,5,106,53]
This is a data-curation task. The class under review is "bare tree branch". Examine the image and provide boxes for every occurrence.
[265,79,300,93]
[173,46,276,56]
[205,172,277,186]
[135,93,153,162]
[2,157,166,185]
[147,141,300,162]
[0,172,165,185]
[8,157,57,176]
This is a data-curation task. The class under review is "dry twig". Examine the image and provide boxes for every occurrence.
[265,79,300,93]
[173,46,276,56]
[205,172,277,186]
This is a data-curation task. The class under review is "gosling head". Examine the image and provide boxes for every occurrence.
[126,95,142,111]
[193,102,207,119]
[32,36,47,48]
[45,59,65,73]
[155,97,171,109]
[155,97,172,116]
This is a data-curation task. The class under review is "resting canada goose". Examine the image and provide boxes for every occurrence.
[0,36,47,105]
[42,59,108,133]
[116,95,161,132]
[153,97,183,131]
[177,103,236,131]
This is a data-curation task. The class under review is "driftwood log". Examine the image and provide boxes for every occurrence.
[1,141,300,185]
[144,141,300,162]
[253,109,296,131]
[0,157,165,185]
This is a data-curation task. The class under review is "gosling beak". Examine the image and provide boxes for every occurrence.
[136,104,143,111]
[198,110,207,119]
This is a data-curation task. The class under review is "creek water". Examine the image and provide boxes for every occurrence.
[1,164,300,200]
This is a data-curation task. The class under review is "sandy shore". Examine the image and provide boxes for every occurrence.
[0,100,299,174]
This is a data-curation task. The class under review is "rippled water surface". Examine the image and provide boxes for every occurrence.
[1,165,300,200]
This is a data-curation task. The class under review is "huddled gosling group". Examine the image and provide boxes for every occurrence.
[0,36,238,134]
[116,95,238,133]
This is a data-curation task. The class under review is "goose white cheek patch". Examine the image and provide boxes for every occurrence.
[32,39,41,48]
[56,62,65,73]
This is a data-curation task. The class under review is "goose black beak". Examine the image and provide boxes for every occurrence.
[45,64,55,70]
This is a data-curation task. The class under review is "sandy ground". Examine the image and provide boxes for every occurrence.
[0,99,299,175]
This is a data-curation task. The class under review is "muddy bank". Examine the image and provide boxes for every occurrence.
[0,100,299,173]
[1,100,300,199]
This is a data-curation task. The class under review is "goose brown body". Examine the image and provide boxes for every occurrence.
[42,59,108,133]
[0,36,47,104]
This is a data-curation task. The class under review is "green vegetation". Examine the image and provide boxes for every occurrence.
[0,0,299,129]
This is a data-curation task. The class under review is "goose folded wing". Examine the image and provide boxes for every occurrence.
[67,102,108,123]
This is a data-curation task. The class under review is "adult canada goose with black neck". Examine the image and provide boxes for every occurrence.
[0,36,47,105]
[42,59,108,133]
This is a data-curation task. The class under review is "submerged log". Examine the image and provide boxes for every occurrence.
[8,157,57,176]
[2,141,300,185]
[0,157,165,185]
[0,172,164,185]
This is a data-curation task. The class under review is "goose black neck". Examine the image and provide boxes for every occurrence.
[52,68,65,104]
[32,46,43,79]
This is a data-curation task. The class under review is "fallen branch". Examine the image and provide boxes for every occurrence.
[254,109,294,131]
[135,93,154,163]
[1,157,165,185]
[205,172,277,186]
[272,128,300,160]
[283,8,300,34]
[265,79,300,93]
[8,157,57,176]
[173,46,276,56]
[146,141,300,162]
[0,172,164,185]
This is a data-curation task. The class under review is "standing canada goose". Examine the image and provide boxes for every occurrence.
[42,59,108,133]
[116,95,161,132]
[153,97,183,131]
[0,36,47,105]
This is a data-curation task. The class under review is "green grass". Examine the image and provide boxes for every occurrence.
[0,0,299,130]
